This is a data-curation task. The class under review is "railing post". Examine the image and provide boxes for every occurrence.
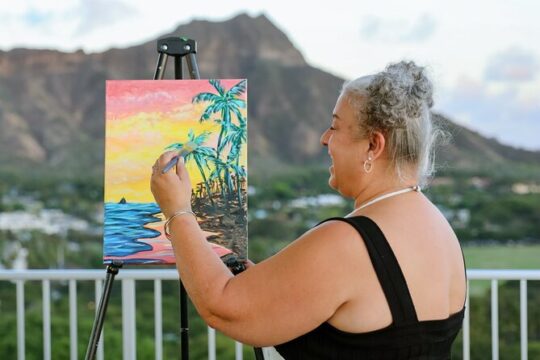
[208,327,216,360]
[122,279,136,360]
[491,279,499,360]
[154,279,163,360]
[94,280,104,360]
[463,279,470,360]
[235,341,243,360]
[69,280,78,360]
[42,280,51,360]
[16,280,25,360]
[520,279,528,360]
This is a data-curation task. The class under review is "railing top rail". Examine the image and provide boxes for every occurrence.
[0,269,539,281]
[0,269,179,281]
[467,269,540,280]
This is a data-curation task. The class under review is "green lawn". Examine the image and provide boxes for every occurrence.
[462,244,540,296]
[462,244,540,269]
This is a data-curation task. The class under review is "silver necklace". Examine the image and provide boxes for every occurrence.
[354,185,422,211]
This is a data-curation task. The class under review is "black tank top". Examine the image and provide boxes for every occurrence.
[275,216,466,360]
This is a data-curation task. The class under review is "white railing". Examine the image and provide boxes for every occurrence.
[462,270,540,360]
[0,269,244,360]
[1,269,539,360]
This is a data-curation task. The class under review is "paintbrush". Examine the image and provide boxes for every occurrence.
[161,141,198,174]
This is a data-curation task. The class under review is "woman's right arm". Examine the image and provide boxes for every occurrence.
[191,220,368,346]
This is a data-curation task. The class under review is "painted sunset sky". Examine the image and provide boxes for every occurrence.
[105,80,248,203]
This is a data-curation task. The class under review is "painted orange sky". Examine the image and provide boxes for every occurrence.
[107,80,244,118]
[105,80,247,203]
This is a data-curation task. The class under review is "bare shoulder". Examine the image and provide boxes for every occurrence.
[303,218,364,246]
[295,218,377,287]
[289,218,372,268]
[245,217,370,285]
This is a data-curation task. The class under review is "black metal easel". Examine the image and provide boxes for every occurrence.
[153,36,200,360]
[85,260,122,360]
[153,37,263,360]
[86,36,262,360]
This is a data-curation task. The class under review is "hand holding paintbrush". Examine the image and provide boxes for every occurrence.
[161,141,198,174]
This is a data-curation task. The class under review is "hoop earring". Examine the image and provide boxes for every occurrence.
[363,159,373,173]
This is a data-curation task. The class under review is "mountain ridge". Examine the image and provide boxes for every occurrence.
[0,13,538,179]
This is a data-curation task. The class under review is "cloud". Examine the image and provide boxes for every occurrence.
[75,0,138,35]
[0,1,139,50]
[402,14,436,42]
[484,47,539,82]
[437,77,540,151]
[360,14,436,43]
[361,17,382,39]
[22,8,51,26]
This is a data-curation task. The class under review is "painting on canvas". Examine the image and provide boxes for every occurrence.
[104,79,247,265]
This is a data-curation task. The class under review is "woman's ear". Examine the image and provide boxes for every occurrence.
[369,131,386,160]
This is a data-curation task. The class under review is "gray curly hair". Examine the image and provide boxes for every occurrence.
[341,61,441,186]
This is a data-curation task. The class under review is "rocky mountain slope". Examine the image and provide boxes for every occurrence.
[0,13,537,179]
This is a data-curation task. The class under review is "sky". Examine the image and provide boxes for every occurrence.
[1,0,539,151]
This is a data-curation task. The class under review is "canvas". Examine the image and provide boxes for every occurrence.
[104,79,248,265]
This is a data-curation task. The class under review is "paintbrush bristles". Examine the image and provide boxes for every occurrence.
[161,141,198,174]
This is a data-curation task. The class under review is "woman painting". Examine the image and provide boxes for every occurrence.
[151,61,467,359]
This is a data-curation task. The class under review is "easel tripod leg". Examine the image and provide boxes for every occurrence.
[85,262,122,360]
[180,281,189,359]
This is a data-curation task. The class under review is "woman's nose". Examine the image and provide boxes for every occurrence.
[320,129,329,147]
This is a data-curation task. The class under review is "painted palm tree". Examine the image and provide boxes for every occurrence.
[208,156,246,208]
[207,155,227,200]
[165,129,216,206]
[208,157,233,200]
[192,79,247,158]
[222,114,247,207]
[222,112,247,163]
[206,112,247,206]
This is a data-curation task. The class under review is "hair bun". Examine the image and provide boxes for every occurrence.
[386,61,434,109]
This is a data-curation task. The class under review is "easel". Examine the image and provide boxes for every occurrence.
[85,260,122,360]
[85,37,262,360]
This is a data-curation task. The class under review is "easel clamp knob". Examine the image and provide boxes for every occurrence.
[157,37,197,56]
